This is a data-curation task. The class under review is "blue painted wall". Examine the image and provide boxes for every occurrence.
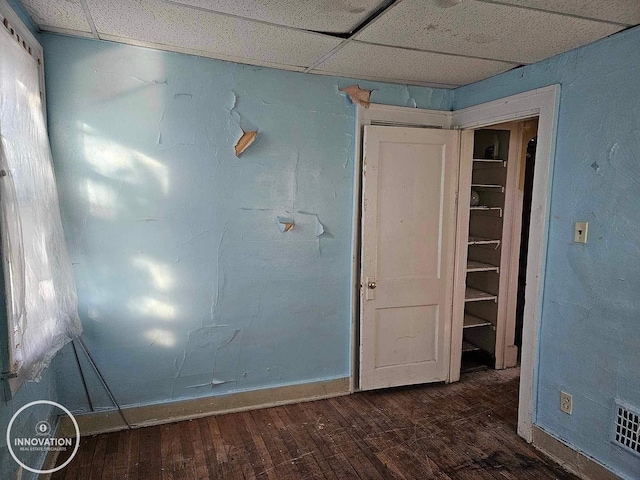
[42,33,453,413]
[455,26,640,479]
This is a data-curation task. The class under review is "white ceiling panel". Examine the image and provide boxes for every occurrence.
[312,41,515,87]
[85,0,342,69]
[356,0,623,64]
[20,0,92,33]
[493,0,640,26]
[169,0,386,33]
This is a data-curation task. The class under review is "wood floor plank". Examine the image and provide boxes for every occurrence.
[126,428,140,480]
[187,419,211,480]
[101,432,120,479]
[195,417,219,479]
[75,434,98,480]
[275,404,334,479]
[231,410,268,479]
[160,425,176,480]
[113,430,133,480]
[249,408,299,480]
[298,400,363,479]
[54,369,579,480]
[290,401,359,479]
[137,426,162,480]
[216,412,255,479]
[323,399,390,479]
[240,411,277,480]
[268,407,317,479]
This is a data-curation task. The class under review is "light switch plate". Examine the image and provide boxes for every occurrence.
[574,222,588,243]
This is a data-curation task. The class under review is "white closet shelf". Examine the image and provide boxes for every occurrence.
[472,158,506,167]
[462,340,481,352]
[467,260,499,273]
[468,236,501,247]
[465,287,497,303]
[470,206,503,217]
[471,184,505,192]
[464,313,493,329]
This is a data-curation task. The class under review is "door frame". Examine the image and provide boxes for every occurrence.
[351,85,560,443]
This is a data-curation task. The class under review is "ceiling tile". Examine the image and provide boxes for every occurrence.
[312,41,515,87]
[356,0,623,64]
[169,0,386,33]
[493,0,640,26]
[85,0,342,69]
[20,0,92,33]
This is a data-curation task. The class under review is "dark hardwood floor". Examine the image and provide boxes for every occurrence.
[51,368,577,479]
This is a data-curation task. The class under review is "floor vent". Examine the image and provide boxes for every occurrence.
[613,402,640,456]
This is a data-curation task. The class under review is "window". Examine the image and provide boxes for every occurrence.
[0,2,81,394]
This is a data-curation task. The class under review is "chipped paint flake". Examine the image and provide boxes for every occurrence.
[339,85,372,108]
[235,129,258,156]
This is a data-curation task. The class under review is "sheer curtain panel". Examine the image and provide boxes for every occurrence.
[0,26,81,383]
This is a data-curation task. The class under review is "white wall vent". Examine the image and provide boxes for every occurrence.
[613,402,640,457]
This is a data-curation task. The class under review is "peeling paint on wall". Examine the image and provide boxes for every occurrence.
[43,34,454,418]
[338,85,372,108]
[234,129,258,156]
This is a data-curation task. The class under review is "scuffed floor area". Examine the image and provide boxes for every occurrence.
[52,368,577,479]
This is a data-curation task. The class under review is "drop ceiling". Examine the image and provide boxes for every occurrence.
[19,0,639,88]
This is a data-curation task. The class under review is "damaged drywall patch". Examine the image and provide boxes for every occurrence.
[339,85,372,108]
[235,129,258,156]
[277,216,295,232]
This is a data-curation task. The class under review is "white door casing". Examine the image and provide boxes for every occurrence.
[359,126,460,390]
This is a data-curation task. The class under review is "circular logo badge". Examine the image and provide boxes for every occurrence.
[6,400,80,474]
[35,421,52,436]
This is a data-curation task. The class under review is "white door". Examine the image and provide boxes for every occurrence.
[360,126,459,390]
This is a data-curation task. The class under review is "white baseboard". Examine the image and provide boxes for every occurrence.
[58,377,350,437]
[532,425,621,480]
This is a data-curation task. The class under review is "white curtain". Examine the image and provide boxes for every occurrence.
[0,28,82,381]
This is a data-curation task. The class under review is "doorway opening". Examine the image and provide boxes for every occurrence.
[458,119,539,375]
[352,86,559,442]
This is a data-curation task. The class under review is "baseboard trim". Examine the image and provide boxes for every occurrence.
[58,377,350,437]
[532,425,621,480]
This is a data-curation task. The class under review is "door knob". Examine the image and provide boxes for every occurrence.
[368,281,377,289]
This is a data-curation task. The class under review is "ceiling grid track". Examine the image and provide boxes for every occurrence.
[304,0,406,73]
[162,0,338,37]
[353,40,523,66]
[79,0,99,40]
[474,0,633,27]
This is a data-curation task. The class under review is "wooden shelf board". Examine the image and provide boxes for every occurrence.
[462,340,481,352]
[468,236,501,247]
[465,287,497,302]
[464,313,493,329]
[467,260,499,273]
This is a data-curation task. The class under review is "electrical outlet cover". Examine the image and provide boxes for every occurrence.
[561,391,573,414]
